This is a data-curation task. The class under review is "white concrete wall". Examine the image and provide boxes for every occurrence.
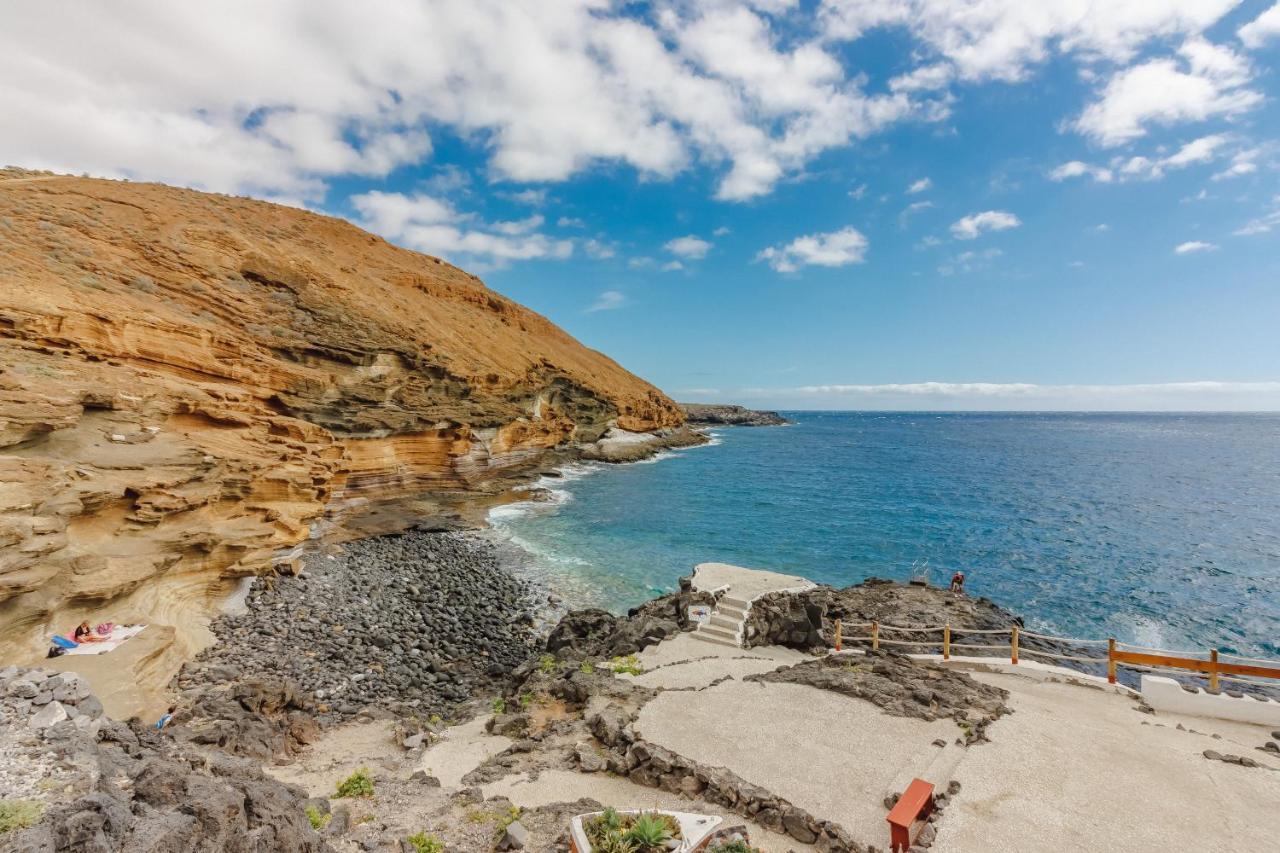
[1141,675,1280,726]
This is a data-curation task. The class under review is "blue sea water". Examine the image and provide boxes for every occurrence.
[490,413,1280,658]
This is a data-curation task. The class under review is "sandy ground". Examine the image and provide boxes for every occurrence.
[623,631,808,690]
[270,718,403,796]
[417,716,514,788]
[636,679,957,841]
[932,671,1280,853]
[483,769,812,853]
[691,562,814,599]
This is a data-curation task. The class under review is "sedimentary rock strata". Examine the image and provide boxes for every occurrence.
[0,168,685,660]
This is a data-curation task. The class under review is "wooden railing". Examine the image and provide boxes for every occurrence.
[832,619,1280,690]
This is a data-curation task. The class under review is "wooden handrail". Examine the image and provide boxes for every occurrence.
[1109,648,1280,683]
[826,620,1280,688]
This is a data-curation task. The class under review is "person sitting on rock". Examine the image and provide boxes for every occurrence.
[73,621,107,643]
[949,571,966,595]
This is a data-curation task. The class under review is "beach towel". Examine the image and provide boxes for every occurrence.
[51,635,79,650]
[62,624,147,656]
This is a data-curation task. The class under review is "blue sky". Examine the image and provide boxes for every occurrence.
[5,1,1280,409]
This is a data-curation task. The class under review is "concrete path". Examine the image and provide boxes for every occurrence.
[624,632,808,690]
[483,770,812,853]
[691,562,814,599]
[932,671,1280,853]
[689,562,815,648]
[635,679,957,843]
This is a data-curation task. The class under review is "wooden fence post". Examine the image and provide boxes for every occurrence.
[835,619,842,652]
[1209,649,1219,692]
[1010,625,1019,665]
[1107,638,1117,684]
[943,624,951,660]
[872,622,880,651]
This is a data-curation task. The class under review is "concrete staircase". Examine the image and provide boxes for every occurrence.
[691,595,752,648]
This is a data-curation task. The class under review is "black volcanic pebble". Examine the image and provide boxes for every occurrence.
[182,532,541,721]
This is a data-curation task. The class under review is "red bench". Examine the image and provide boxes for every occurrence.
[886,778,934,852]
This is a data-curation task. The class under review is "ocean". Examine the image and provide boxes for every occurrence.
[489,412,1280,658]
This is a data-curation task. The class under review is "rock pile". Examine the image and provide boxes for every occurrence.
[180,532,541,722]
[545,580,714,661]
[746,653,1009,730]
[1,667,327,852]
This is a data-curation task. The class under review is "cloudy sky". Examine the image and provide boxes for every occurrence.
[4,1,1279,410]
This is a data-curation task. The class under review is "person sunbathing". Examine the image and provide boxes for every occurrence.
[73,621,107,643]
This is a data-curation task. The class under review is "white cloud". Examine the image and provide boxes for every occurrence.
[1074,39,1261,147]
[1239,3,1280,49]
[557,216,586,228]
[665,235,713,260]
[899,200,934,227]
[1060,133,1232,182]
[351,190,571,267]
[0,1,925,204]
[757,226,869,273]
[1174,240,1217,254]
[848,183,868,200]
[1049,160,1114,183]
[583,238,616,260]
[950,210,1020,240]
[938,247,1002,276]
[628,257,655,269]
[889,63,953,93]
[735,380,1280,410]
[1212,147,1262,180]
[906,177,932,194]
[660,260,685,272]
[713,226,732,237]
[819,0,1238,81]
[500,188,548,206]
[1235,200,1280,236]
[586,290,626,312]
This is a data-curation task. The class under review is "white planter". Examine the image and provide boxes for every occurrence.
[569,809,723,853]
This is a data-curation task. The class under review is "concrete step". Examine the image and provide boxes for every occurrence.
[720,596,751,611]
[690,631,740,649]
[715,604,748,620]
[696,624,739,642]
[709,614,741,631]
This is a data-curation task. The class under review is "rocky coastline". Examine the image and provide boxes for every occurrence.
[178,532,545,725]
[679,403,790,426]
[9,540,1274,852]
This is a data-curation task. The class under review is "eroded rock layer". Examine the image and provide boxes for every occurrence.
[0,169,684,658]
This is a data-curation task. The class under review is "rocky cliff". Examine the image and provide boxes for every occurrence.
[0,168,686,664]
[680,403,789,426]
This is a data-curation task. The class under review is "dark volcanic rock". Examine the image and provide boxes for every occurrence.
[679,403,789,426]
[746,652,1009,732]
[544,585,714,660]
[1,668,327,853]
[178,532,541,723]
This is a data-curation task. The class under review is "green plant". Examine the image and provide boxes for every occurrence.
[491,697,507,715]
[579,661,595,675]
[0,800,45,834]
[584,809,679,853]
[607,654,644,676]
[709,841,761,853]
[518,692,535,710]
[405,831,444,853]
[624,813,674,848]
[538,653,558,674]
[305,804,331,830]
[334,767,374,799]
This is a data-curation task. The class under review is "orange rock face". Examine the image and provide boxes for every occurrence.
[0,169,683,655]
